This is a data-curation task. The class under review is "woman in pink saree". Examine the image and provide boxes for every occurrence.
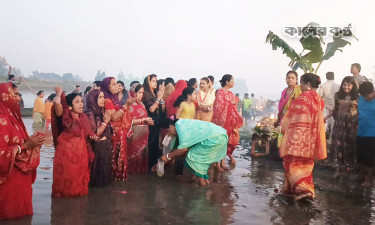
[128,85,154,174]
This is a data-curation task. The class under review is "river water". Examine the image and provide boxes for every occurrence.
[2,118,375,225]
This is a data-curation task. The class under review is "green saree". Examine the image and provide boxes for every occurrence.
[175,119,228,179]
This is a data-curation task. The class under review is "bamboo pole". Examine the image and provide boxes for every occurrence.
[0,56,38,96]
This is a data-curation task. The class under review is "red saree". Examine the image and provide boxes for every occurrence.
[52,94,93,198]
[105,99,131,180]
[279,90,327,198]
[128,103,149,174]
[0,82,41,220]
[212,89,243,156]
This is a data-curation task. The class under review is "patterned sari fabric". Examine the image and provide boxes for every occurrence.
[128,102,149,174]
[279,90,327,198]
[211,89,243,156]
[277,86,302,122]
[175,119,228,179]
[52,94,94,198]
[105,99,131,180]
[0,82,41,219]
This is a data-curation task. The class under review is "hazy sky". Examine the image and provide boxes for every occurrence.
[1,0,374,99]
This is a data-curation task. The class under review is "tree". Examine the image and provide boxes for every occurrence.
[265,22,358,74]
[62,73,74,81]
[117,71,126,82]
[95,70,107,81]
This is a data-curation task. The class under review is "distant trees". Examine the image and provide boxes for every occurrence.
[30,70,82,81]
[95,70,107,81]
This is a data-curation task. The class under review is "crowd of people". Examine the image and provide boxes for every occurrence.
[0,74,245,220]
[1,63,375,220]
[275,63,375,200]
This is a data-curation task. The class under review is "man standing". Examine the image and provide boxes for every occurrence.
[351,63,368,87]
[318,72,340,139]
[72,85,81,95]
[243,93,252,120]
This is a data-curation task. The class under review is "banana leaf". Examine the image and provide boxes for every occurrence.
[266,31,300,61]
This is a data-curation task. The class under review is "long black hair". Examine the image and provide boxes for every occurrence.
[66,93,80,107]
[336,76,359,100]
[173,87,195,107]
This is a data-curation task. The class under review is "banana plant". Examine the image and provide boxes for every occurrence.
[265,22,358,74]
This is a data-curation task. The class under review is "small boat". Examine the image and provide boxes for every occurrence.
[21,108,33,117]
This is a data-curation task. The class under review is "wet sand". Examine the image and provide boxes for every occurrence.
[2,118,375,225]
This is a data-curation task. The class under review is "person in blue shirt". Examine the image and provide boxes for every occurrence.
[357,81,375,187]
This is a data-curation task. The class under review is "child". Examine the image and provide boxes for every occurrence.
[174,87,197,119]
[357,81,375,187]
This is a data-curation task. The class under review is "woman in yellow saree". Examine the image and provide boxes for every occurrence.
[280,73,327,200]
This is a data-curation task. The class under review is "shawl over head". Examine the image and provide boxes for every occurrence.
[100,77,120,106]
[0,82,40,184]
[165,80,187,117]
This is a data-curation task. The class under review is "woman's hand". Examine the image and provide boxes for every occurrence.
[103,110,111,123]
[23,134,45,149]
[54,86,63,96]
[89,133,99,141]
[144,117,154,125]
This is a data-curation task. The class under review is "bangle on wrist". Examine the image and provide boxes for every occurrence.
[166,153,172,161]
[119,109,124,114]
[101,122,107,126]
[16,145,21,154]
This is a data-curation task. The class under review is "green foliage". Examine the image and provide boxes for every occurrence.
[266,22,358,74]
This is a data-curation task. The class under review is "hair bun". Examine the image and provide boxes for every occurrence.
[316,76,321,85]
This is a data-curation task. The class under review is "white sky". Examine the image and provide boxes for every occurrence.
[1,0,374,99]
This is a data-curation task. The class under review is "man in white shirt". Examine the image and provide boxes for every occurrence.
[318,72,340,139]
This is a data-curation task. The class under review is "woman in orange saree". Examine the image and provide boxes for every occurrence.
[279,73,327,200]
[212,74,243,168]
[52,88,95,198]
[0,82,43,220]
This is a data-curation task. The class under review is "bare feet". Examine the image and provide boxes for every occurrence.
[229,155,236,165]
[215,162,224,172]
[220,159,230,170]
[198,177,207,186]
[205,179,210,185]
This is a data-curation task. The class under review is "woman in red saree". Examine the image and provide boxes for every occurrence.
[279,73,327,200]
[128,85,154,174]
[52,87,95,198]
[101,77,133,180]
[212,74,243,168]
[0,82,43,220]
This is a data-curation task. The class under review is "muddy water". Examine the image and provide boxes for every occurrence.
[2,118,375,225]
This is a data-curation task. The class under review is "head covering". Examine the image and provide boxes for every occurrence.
[129,82,140,98]
[163,83,175,101]
[165,80,187,117]
[143,75,157,98]
[100,77,120,106]
[0,82,40,184]
[85,89,102,117]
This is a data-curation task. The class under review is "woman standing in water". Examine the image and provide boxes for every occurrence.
[279,73,327,200]
[212,74,243,168]
[143,74,165,170]
[52,87,95,197]
[128,85,154,174]
[0,82,43,219]
[101,77,134,181]
[158,116,228,186]
[196,77,215,122]
[85,89,113,187]
[325,76,358,178]
[276,70,302,125]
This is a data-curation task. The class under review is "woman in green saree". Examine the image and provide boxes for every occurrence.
[158,116,228,186]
